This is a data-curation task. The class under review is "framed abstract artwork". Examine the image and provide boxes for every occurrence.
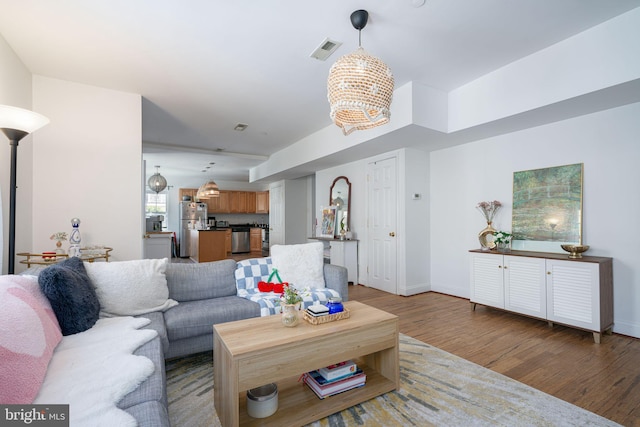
[512,163,583,250]
[320,206,338,238]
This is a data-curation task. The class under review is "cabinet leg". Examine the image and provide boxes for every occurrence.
[547,321,553,328]
[471,302,477,311]
[592,332,601,344]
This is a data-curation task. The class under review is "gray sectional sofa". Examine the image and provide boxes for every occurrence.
[118,258,349,426]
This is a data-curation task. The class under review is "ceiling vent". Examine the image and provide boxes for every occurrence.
[310,38,342,61]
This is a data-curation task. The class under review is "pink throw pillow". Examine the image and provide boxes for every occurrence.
[0,275,62,404]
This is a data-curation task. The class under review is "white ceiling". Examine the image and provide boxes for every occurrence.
[1,0,639,183]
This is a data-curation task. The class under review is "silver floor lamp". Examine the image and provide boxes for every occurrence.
[0,105,50,274]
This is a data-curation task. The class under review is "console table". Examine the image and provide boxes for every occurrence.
[18,247,113,268]
[309,237,358,285]
[469,249,613,343]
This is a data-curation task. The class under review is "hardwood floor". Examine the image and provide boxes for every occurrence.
[348,285,640,426]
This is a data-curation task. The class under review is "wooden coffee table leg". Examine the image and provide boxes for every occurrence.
[214,331,239,427]
[363,336,400,388]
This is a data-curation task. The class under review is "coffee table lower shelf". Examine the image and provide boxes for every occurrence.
[237,363,395,427]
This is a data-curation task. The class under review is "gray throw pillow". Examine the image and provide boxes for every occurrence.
[38,257,100,336]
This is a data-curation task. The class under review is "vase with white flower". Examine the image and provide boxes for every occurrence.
[280,284,303,327]
[493,230,512,253]
[476,200,502,249]
[50,231,68,254]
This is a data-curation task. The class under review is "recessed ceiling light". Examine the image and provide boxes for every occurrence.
[234,123,248,131]
[310,37,342,61]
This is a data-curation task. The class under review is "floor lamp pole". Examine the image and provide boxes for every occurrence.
[8,139,19,274]
[2,129,27,275]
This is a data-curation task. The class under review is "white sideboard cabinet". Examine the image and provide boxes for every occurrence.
[469,249,613,343]
[310,238,358,285]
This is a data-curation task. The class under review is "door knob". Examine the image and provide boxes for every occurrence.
[389,232,395,237]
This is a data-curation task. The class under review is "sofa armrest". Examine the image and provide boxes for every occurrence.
[323,264,349,301]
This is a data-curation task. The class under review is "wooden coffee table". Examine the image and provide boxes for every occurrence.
[213,301,399,427]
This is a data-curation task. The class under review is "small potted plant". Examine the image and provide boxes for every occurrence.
[493,231,512,253]
[280,284,303,327]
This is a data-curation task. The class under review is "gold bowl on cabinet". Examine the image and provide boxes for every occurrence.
[560,244,590,259]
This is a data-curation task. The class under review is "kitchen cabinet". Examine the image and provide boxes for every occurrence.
[225,229,231,254]
[179,189,267,214]
[179,188,197,202]
[246,192,257,213]
[190,230,226,263]
[311,238,358,285]
[208,190,231,213]
[143,232,173,261]
[250,228,262,253]
[256,191,269,213]
[469,249,613,343]
[230,191,247,213]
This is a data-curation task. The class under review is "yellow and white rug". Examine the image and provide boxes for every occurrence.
[166,334,619,426]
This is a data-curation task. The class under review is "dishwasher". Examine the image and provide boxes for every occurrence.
[231,225,251,253]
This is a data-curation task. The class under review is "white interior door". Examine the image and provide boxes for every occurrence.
[367,157,397,294]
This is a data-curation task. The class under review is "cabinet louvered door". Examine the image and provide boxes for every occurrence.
[504,256,546,318]
[546,259,599,330]
[470,253,504,309]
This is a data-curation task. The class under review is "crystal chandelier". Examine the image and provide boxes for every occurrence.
[327,10,394,135]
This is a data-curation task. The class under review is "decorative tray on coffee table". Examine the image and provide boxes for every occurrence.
[303,308,350,325]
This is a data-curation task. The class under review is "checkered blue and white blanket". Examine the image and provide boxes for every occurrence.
[234,257,340,316]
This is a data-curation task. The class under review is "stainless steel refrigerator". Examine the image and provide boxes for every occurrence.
[179,201,207,257]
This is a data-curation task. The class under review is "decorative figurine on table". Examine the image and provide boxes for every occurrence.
[68,218,82,258]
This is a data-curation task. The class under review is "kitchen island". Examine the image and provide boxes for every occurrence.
[190,229,227,263]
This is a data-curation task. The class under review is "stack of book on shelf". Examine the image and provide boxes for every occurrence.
[303,360,366,399]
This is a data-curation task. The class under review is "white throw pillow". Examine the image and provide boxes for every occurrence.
[270,242,325,290]
[84,258,178,317]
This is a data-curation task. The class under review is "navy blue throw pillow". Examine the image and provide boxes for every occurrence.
[38,257,100,336]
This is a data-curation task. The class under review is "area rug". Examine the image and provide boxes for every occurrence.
[166,334,620,426]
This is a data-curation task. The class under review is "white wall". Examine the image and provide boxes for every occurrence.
[399,148,430,295]
[30,76,142,265]
[430,102,640,338]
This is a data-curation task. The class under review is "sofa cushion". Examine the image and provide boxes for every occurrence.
[0,275,62,404]
[38,257,100,335]
[270,242,325,289]
[164,297,260,341]
[235,257,272,292]
[166,259,237,301]
[84,258,178,317]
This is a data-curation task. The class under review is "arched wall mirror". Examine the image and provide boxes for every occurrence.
[330,176,351,233]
